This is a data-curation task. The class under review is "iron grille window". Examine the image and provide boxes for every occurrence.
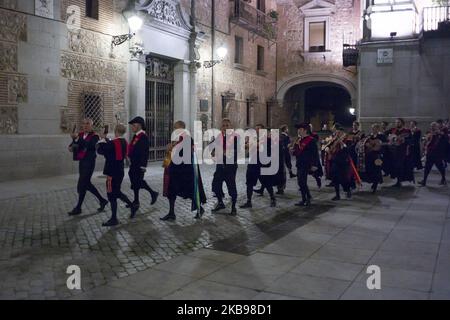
[86,0,99,20]
[235,36,244,64]
[83,93,104,129]
[257,45,264,71]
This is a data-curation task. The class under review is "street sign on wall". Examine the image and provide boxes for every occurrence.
[377,48,394,64]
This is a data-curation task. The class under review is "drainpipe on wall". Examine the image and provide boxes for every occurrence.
[211,0,216,129]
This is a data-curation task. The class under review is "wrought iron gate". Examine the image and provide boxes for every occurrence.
[145,56,175,161]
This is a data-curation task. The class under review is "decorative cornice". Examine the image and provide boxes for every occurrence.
[136,0,192,33]
[299,0,336,16]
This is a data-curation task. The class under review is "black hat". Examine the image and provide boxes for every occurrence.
[128,116,146,129]
[295,123,310,130]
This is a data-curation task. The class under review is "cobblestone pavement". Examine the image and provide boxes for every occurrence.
[0,163,449,299]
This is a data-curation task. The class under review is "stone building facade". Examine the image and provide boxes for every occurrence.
[0,0,448,181]
[0,0,279,181]
[272,0,361,131]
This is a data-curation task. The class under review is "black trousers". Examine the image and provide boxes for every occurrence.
[129,166,145,191]
[297,167,311,201]
[76,160,105,208]
[106,174,132,221]
[285,152,293,171]
[423,157,446,183]
[212,165,238,203]
[128,166,156,203]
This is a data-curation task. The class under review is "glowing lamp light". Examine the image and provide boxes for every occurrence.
[128,16,143,33]
[217,46,228,60]
[349,107,356,115]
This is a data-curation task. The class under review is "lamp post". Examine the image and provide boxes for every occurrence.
[203,45,228,68]
[111,14,143,48]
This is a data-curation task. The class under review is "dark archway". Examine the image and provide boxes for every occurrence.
[284,81,355,132]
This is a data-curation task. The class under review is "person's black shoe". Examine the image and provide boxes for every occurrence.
[160,213,176,221]
[346,190,352,199]
[326,182,335,187]
[316,178,322,188]
[418,180,426,187]
[212,202,226,212]
[371,184,378,193]
[393,181,402,187]
[332,196,341,201]
[230,205,237,216]
[98,199,108,213]
[276,189,284,195]
[254,188,264,196]
[102,219,119,227]
[195,206,205,219]
[151,192,159,205]
[270,198,276,207]
[129,203,139,219]
[239,201,252,209]
[68,208,82,216]
[289,171,297,178]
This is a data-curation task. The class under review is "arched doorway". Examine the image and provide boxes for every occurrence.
[282,81,355,132]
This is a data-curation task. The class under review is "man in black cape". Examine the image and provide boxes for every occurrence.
[161,120,206,220]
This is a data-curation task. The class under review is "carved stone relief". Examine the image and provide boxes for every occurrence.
[0,8,26,42]
[0,106,17,134]
[0,42,17,72]
[146,56,175,81]
[61,52,127,85]
[7,75,27,103]
[68,29,127,60]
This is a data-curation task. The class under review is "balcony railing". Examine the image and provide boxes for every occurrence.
[422,5,450,32]
[231,0,277,40]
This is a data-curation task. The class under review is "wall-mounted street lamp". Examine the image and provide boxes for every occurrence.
[111,15,143,47]
[349,107,356,116]
[203,46,228,68]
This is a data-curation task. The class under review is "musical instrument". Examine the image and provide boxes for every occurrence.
[323,133,347,155]
[365,137,382,152]
[387,131,410,146]
[162,141,177,168]
[320,135,334,151]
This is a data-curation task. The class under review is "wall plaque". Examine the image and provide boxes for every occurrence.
[377,48,393,64]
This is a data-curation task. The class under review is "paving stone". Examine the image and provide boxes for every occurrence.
[265,273,350,299]
[0,164,448,299]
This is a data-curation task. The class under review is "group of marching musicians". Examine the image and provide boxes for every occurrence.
[67,116,450,227]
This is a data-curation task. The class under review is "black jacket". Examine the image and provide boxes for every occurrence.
[293,136,319,170]
[128,132,150,169]
[97,138,127,177]
[70,132,99,163]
